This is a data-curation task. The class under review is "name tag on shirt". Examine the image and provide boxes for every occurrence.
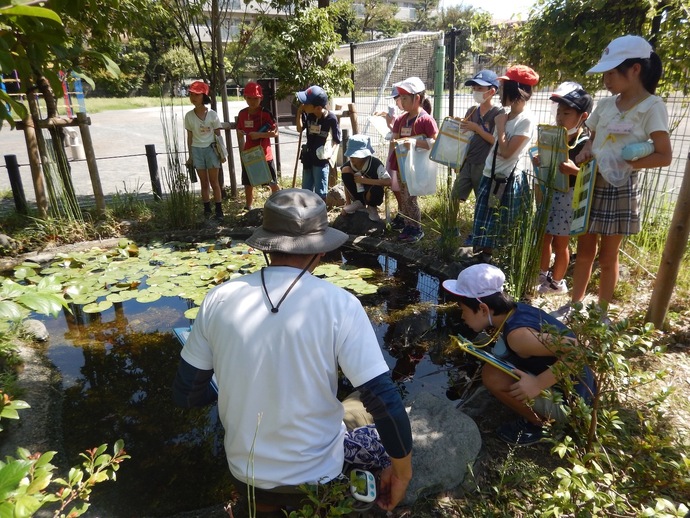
[245,120,254,128]
[309,124,322,135]
[607,121,634,134]
[400,127,412,137]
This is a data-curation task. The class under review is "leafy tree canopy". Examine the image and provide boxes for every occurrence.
[260,6,354,100]
[515,0,690,92]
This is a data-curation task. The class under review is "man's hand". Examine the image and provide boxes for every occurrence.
[376,453,412,511]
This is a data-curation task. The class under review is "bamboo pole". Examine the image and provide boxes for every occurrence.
[646,152,690,328]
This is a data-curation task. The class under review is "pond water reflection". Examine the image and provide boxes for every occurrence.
[38,248,474,517]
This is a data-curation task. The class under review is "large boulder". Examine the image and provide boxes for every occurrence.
[403,392,482,504]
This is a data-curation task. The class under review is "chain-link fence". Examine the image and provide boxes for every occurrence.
[339,30,690,215]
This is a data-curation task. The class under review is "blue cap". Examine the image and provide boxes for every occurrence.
[296,85,328,107]
[344,134,375,158]
[464,70,499,89]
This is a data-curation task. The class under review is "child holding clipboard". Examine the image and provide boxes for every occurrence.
[443,264,596,445]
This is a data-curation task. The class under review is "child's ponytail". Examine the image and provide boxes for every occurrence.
[645,52,663,94]
[422,97,432,115]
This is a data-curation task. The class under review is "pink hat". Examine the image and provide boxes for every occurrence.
[498,65,539,86]
[244,82,263,98]
[189,81,210,95]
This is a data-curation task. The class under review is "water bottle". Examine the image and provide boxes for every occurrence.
[355,173,365,193]
[258,122,271,133]
[621,141,655,161]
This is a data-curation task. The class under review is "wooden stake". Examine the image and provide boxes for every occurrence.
[646,153,690,328]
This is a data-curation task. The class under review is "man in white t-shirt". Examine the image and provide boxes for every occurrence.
[173,189,412,517]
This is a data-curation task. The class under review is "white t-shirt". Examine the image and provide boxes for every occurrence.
[587,94,668,157]
[482,109,535,178]
[184,108,221,147]
[181,267,390,489]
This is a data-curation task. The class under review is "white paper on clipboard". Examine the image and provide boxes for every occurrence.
[369,115,392,139]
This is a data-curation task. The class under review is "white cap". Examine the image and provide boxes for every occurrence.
[586,35,653,75]
[395,77,425,95]
[442,264,505,298]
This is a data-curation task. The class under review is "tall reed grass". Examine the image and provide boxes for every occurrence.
[159,100,197,228]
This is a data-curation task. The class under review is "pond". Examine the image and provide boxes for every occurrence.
[29,241,477,517]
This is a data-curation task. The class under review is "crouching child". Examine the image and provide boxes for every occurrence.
[443,264,596,445]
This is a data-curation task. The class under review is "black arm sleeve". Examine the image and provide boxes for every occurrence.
[356,372,412,458]
[171,358,218,407]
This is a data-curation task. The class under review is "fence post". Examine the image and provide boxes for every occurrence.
[433,34,445,123]
[645,153,690,328]
[447,29,457,117]
[145,144,163,201]
[76,112,106,215]
[4,154,28,215]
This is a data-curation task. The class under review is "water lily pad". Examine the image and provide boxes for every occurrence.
[83,300,113,314]
[184,306,199,320]
[136,291,162,304]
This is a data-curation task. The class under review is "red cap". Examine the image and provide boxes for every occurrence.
[498,65,539,86]
[189,81,210,95]
[243,82,263,98]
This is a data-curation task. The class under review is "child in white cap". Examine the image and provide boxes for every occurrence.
[442,263,596,445]
[386,76,439,243]
[556,35,672,323]
[341,134,392,221]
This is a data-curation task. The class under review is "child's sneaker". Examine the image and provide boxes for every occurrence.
[538,278,567,295]
[550,302,574,322]
[366,205,381,222]
[397,226,412,241]
[399,227,424,243]
[343,200,364,214]
[537,271,549,286]
[391,214,406,230]
[496,418,546,446]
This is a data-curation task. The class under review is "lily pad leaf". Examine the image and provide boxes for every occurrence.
[136,291,162,304]
[184,307,199,320]
[82,300,113,314]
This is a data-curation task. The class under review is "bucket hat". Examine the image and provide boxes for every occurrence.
[296,86,328,107]
[442,264,505,298]
[189,81,210,95]
[586,35,653,74]
[246,189,348,254]
[464,70,499,89]
[344,134,375,158]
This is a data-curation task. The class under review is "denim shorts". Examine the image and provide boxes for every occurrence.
[191,144,221,170]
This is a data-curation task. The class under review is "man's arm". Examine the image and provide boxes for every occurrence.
[172,358,218,407]
[357,373,412,510]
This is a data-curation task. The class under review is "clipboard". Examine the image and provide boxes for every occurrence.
[450,335,520,379]
[536,124,570,193]
[241,146,272,186]
[429,117,473,169]
[570,159,597,236]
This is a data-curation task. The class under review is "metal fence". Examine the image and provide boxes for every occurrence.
[339,30,690,215]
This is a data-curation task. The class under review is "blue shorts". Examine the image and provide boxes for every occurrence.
[192,144,221,170]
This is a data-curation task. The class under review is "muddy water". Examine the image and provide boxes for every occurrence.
[39,251,474,517]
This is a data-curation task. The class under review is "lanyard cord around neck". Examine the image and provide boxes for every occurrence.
[260,254,318,314]
[473,308,516,348]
